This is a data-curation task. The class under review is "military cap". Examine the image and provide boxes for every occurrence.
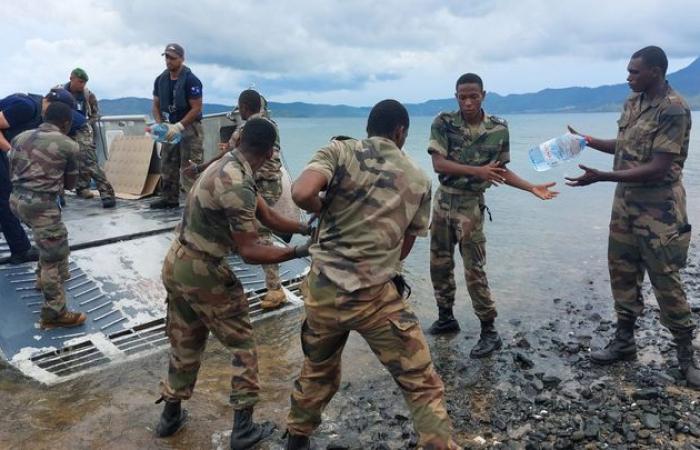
[71,68,89,82]
[45,88,76,109]
[162,43,185,58]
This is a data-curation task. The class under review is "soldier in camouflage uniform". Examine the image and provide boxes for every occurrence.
[154,118,311,449]
[566,46,699,388]
[8,102,87,329]
[286,100,460,450]
[231,90,285,310]
[428,73,557,359]
[57,68,116,207]
[187,89,287,310]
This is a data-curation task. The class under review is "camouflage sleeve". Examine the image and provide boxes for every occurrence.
[64,140,79,177]
[427,115,449,157]
[406,181,432,237]
[652,104,689,155]
[498,127,511,165]
[220,180,258,233]
[89,92,99,119]
[304,142,341,184]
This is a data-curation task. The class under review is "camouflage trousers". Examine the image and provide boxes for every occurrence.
[429,186,495,321]
[159,122,204,203]
[10,189,70,320]
[609,183,694,333]
[72,125,115,200]
[288,269,459,450]
[160,239,260,408]
[257,177,283,290]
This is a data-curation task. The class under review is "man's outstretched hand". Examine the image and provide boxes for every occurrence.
[565,164,604,187]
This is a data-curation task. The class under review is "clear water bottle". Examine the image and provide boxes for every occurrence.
[529,133,586,171]
[146,123,182,144]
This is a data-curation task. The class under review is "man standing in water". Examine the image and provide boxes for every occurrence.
[154,118,312,449]
[151,43,204,209]
[567,46,699,388]
[428,73,558,359]
[286,100,460,449]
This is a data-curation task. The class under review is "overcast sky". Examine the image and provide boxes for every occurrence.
[3,0,698,106]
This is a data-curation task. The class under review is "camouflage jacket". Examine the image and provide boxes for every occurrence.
[9,122,79,194]
[614,83,691,187]
[307,136,432,292]
[229,112,282,183]
[178,150,258,258]
[428,110,510,192]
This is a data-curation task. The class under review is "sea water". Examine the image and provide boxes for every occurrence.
[276,112,700,319]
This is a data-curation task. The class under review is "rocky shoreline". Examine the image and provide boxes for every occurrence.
[268,245,700,450]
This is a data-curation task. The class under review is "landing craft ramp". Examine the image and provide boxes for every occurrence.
[0,113,308,384]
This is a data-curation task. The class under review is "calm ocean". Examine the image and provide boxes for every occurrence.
[275,112,700,325]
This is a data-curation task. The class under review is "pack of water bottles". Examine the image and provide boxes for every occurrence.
[146,123,182,144]
[529,133,586,171]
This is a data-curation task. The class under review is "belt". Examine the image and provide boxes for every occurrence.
[12,186,58,199]
[173,239,223,263]
[437,185,484,197]
[619,180,681,190]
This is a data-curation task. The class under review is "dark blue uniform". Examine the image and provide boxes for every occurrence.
[0,94,42,257]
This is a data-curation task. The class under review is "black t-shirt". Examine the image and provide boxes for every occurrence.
[152,72,203,123]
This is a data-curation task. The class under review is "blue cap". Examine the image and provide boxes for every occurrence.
[45,88,76,109]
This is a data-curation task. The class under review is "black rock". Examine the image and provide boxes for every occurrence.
[642,413,661,429]
[633,388,660,400]
[513,352,535,370]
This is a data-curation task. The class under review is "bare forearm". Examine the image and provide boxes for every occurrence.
[0,132,11,152]
[586,137,616,154]
[503,169,534,192]
[257,198,307,234]
[400,234,417,260]
[240,244,296,264]
[179,106,201,128]
[152,103,162,123]
[294,194,323,214]
[597,165,667,183]
[433,157,478,177]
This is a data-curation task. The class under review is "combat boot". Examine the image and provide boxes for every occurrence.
[155,398,188,437]
[470,319,502,358]
[77,189,94,199]
[590,319,636,364]
[261,288,286,310]
[39,311,87,330]
[285,431,311,450]
[101,198,116,209]
[150,198,179,209]
[429,306,461,335]
[673,332,700,389]
[9,246,39,264]
[230,407,276,450]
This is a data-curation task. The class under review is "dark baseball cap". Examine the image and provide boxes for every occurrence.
[45,88,76,109]
[162,43,185,58]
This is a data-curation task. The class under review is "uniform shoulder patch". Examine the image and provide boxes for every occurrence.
[489,115,508,127]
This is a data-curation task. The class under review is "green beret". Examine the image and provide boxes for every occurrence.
[71,68,89,82]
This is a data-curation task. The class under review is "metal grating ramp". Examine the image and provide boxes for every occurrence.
[1,223,309,385]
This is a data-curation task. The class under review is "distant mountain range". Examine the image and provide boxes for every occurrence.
[100,57,700,117]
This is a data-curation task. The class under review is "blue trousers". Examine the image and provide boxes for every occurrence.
[0,151,30,255]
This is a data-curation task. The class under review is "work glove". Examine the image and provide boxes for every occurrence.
[292,238,313,258]
[165,122,185,141]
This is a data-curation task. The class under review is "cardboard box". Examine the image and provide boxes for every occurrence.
[104,136,161,200]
